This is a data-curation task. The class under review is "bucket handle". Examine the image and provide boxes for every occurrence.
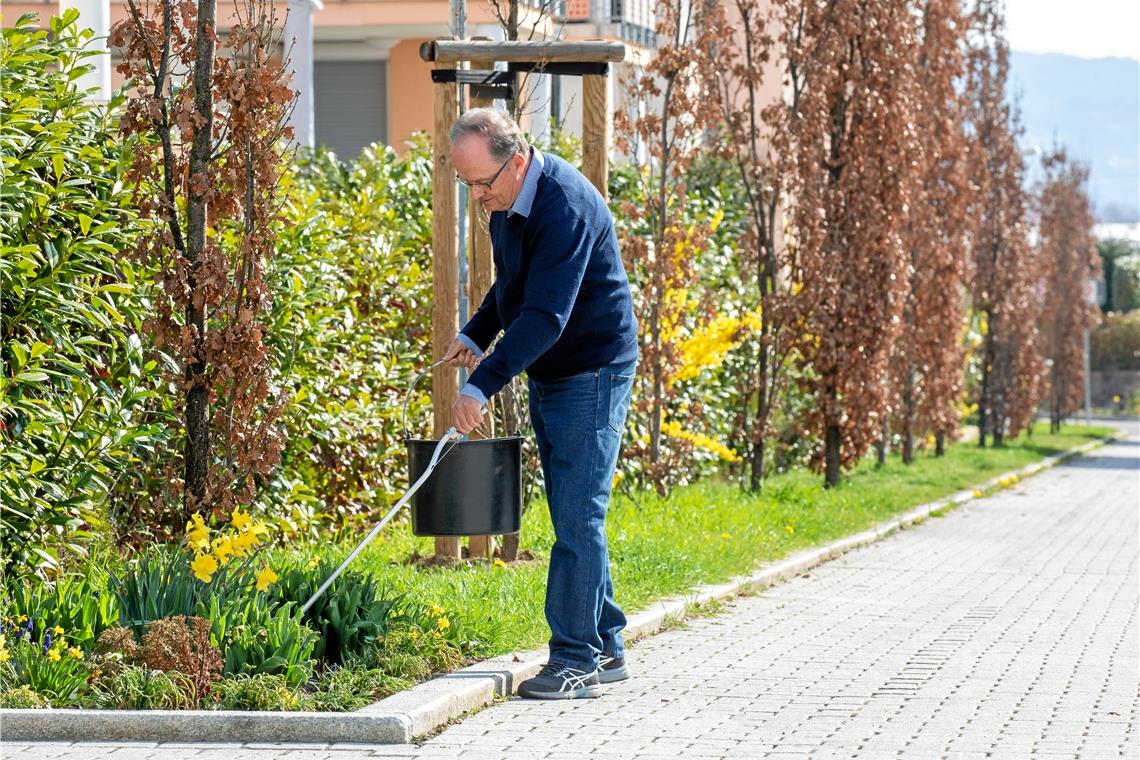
[401,358,526,440]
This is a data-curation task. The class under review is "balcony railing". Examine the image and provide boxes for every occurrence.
[561,0,656,48]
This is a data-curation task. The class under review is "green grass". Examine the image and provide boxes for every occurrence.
[273,422,1116,661]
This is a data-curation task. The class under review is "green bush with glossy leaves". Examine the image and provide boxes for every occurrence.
[0,11,170,572]
[260,141,435,536]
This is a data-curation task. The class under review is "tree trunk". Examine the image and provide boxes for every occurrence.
[750,336,770,490]
[902,367,915,464]
[183,0,217,515]
[935,430,945,456]
[978,319,994,448]
[824,423,841,488]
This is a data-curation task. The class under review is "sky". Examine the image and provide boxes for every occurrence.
[1004,0,1140,60]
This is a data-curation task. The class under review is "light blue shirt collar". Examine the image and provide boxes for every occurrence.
[508,147,544,219]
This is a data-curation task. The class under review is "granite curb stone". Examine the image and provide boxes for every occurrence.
[1,432,1117,744]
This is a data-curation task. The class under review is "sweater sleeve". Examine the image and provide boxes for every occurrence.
[467,209,592,399]
[459,285,501,354]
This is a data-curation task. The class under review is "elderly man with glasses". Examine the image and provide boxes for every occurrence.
[442,108,638,700]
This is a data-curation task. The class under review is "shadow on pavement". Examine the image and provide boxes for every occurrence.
[1058,438,1139,471]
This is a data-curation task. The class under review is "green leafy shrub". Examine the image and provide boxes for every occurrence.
[305,663,410,711]
[270,557,398,666]
[353,623,464,679]
[0,621,92,706]
[208,672,305,711]
[0,684,49,708]
[262,142,434,535]
[0,12,169,571]
[220,599,316,687]
[3,566,118,649]
[110,545,209,635]
[1091,311,1140,371]
[87,664,196,710]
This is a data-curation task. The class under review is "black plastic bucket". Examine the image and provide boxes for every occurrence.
[402,363,526,537]
[405,435,524,536]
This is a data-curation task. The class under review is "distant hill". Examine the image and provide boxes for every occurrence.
[1009,51,1139,223]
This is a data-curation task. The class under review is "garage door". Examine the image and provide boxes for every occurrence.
[314,60,388,160]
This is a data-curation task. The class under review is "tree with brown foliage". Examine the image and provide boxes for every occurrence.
[111,0,294,526]
[963,0,1044,446]
[893,0,973,463]
[705,0,792,488]
[772,0,920,487]
[613,0,724,489]
[1037,148,1102,432]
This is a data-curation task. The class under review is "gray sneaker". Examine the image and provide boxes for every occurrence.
[598,654,630,684]
[518,663,601,699]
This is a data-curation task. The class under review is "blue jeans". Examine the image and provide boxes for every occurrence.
[528,360,636,672]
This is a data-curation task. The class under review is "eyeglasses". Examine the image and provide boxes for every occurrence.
[456,155,516,190]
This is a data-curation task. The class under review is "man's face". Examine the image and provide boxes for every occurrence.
[451,136,526,213]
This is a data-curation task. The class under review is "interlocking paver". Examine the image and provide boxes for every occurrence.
[10,435,1138,760]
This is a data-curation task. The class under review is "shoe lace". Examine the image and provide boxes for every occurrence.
[538,662,575,678]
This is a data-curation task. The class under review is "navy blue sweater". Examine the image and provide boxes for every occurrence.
[461,153,638,400]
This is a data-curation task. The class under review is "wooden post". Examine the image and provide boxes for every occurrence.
[466,75,497,562]
[432,63,460,562]
[582,74,610,199]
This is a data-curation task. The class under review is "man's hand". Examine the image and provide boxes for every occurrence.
[442,336,479,369]
[452,394,485,435]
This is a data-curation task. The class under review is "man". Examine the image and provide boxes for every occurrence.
[442,108,638,700]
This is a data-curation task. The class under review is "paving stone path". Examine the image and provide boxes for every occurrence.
[8,435,1137,760]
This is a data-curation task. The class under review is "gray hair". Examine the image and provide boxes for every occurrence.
[449,107,528,161]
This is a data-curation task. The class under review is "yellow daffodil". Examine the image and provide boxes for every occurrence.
[47,649,61,662]
[52,626,64,636]
[785,525,795,534]
[429,604,444,616]
[230,508,251,530]
[306,557,320,570]
[233,531,259,555]
[186,512,210,551]
[0,649,8,663]
[212,536,235,565]
[493,559,507,569]
[436,616,450,631]
[191,552,218,583]
[721,532,731,540]
[255,566,278,592]
[246,521,270,537]
[972,489,983,498]
[68,647,83,660]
